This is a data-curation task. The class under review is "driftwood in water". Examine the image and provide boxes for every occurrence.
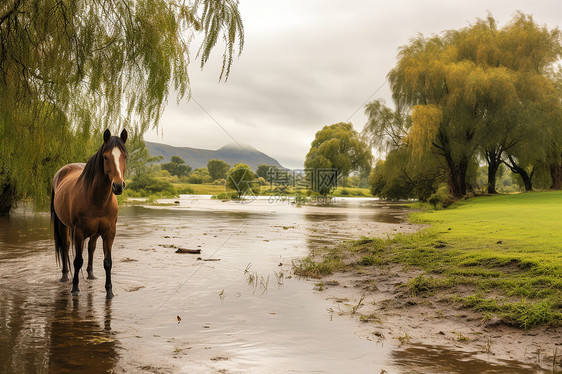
[175,248,201,254]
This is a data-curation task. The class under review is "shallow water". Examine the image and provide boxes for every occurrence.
[0,196,546,373]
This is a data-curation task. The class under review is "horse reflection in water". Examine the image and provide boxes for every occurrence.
[51,129,127,298]
[48,289,118,372]
[0,277,117,373]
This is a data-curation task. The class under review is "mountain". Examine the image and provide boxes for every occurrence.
[145,141,285,170]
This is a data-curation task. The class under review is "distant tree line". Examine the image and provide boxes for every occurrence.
[126,136,375,198]
[125,149,285,198]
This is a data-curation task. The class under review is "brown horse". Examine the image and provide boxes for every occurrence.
[51,129,128,298]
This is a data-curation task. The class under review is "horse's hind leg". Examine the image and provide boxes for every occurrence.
[71,231,85,294]
[86,235,99,279]
[59,225,71,282]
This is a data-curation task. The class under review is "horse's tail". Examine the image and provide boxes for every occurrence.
[51,187,64,266]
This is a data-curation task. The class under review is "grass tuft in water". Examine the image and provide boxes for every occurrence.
[292,249,343,278]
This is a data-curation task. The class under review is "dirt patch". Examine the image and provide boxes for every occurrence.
[312,264,562,372]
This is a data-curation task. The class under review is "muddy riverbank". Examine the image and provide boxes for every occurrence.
[309,265,559,373]
[0,196,554,373]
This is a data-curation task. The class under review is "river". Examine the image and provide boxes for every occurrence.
[0,196,544,373]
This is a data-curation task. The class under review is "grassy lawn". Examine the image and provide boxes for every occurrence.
[331,187,372,197]
[173,183,229,195]
[294,191,562,328]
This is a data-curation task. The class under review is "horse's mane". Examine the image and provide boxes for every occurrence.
[78,136,128,186]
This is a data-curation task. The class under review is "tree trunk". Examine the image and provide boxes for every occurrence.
[550,164,562,190]
[446,158,468,198]
[0,182,18,215]
[504,155,533,192]
[521,172,533,192]
[485,149,502,194]
[487,161,499,194]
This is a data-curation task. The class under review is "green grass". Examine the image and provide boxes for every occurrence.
[292,247,344,278]
[295,191,562,328]
[331,187,372,197]
[172,183,229,195]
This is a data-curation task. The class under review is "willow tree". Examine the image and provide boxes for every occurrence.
[362,99,446,200]
[125,129,163,178]
[305,122,372,194]
[0,0,244,214]
[544,69,562,189]
[388,13,561,197]
[362,98,411,154]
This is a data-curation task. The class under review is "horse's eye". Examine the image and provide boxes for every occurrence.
[103,156,108,160]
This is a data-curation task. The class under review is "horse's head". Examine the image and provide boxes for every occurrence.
[102,129,128,195]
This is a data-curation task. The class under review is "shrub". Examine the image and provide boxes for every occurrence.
[226,163,259,198]
[211,192,238,200]
[188,174,203,184]
[428,184,454,208]
[127,175,176,196]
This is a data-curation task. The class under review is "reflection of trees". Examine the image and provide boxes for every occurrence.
[303,212,349,250]
[0,212,51,253]
[0,284,118,373]
[302,201,410,250]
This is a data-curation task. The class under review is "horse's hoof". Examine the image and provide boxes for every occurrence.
[60,274,69,282]
[87,274,97,280]
[106,291,114,299]
[71,288,80,295]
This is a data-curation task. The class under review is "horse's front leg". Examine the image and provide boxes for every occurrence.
[102,230,116,299]
[86,235,99,279]
[71,231,85,294]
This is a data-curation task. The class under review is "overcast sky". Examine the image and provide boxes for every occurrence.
[144,0,561,169]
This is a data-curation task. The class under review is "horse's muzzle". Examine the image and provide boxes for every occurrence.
[112,182,125,195]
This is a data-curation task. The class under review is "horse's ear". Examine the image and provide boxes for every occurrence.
[103,129,111,143]
[120,129,128,144]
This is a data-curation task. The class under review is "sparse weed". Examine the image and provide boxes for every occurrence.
[260,275,270,294]
[345,294,365,316]
[360,313,381,323]
[395,332,411,344]
[274,271,284,286]
[455,331,469,342]
[243,265,271,295]
[244,263,252,274]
